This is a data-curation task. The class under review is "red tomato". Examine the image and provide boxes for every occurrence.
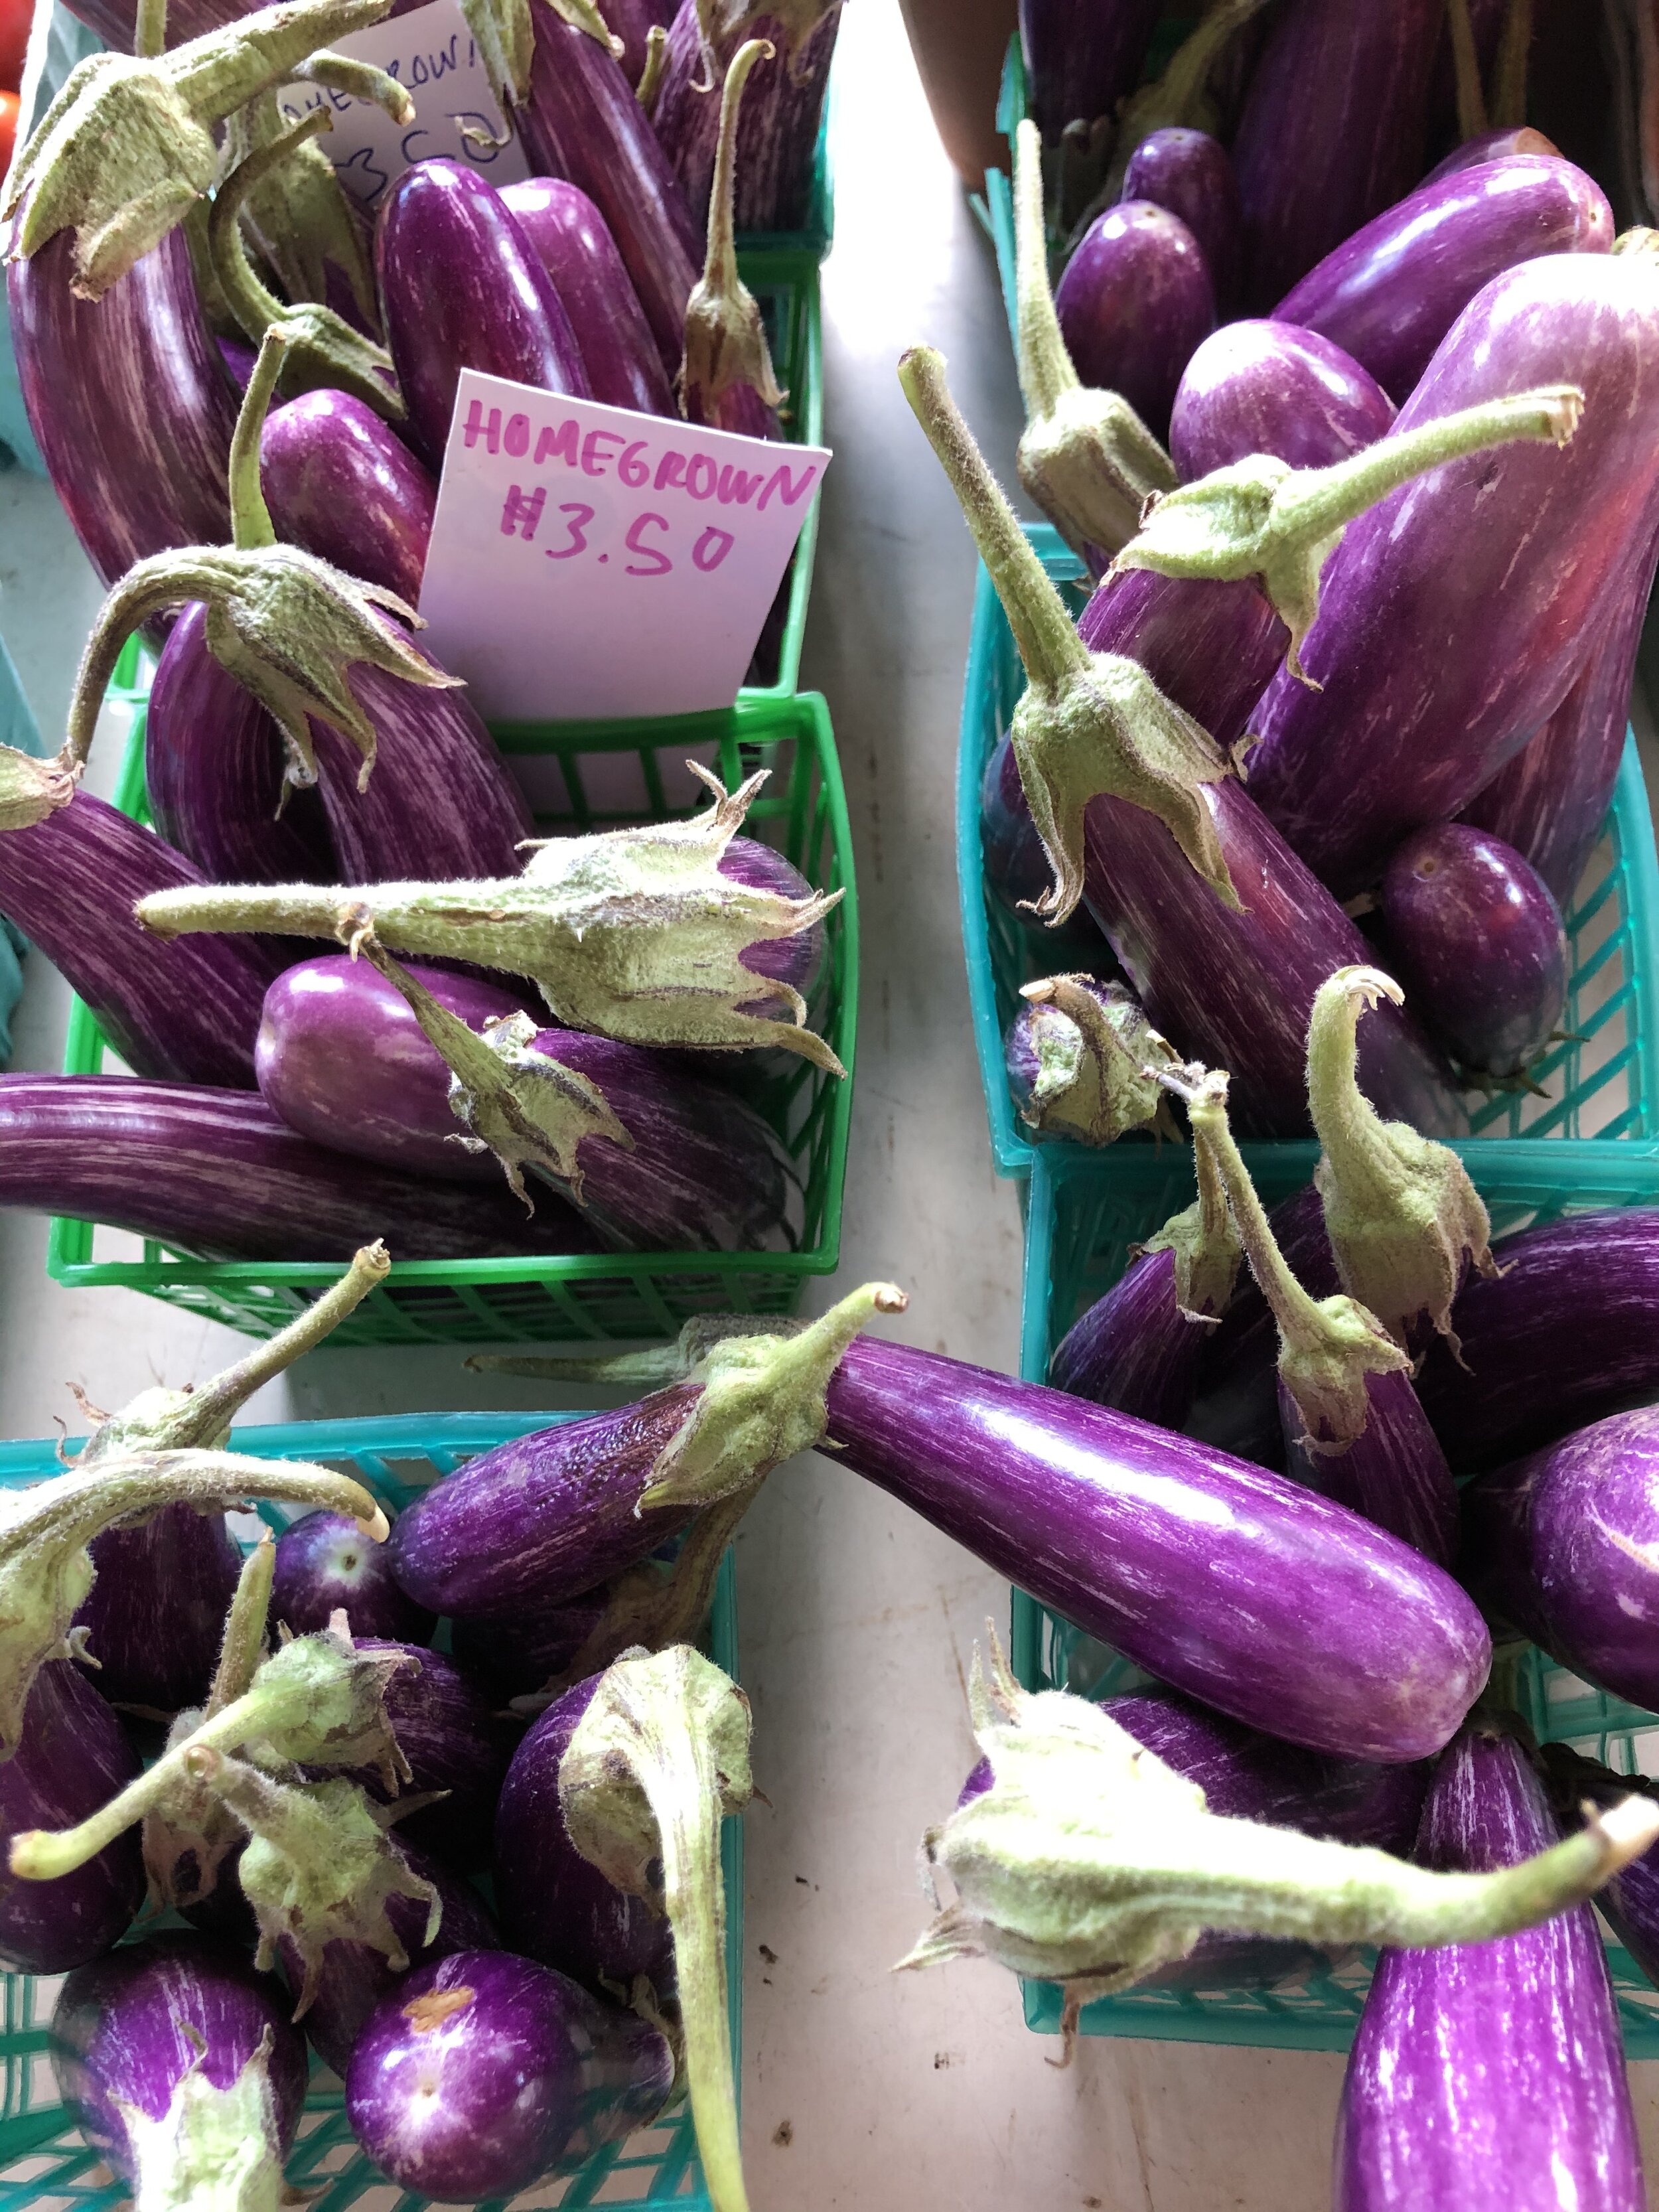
[0,92,17,185]
[0,0,29,94]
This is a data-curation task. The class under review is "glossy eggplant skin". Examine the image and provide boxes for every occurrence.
[499,180,675,418]
[74,1505,242,1714]
[259,389,435,609]
[1378,822,1567,1078]
[1424,125,1560,186]
[512,11,703,375]
[375,161,590,472]
[1334,1726,1643,2212]
[256,958,530,1183]
[493,1676,673,1990]
[345,1950,673,2202]
[1017,0,1159,141]
[54,1934,311,2193]
[0,1074,601,1261]
[1169,319,1394,482]
[0,1661,143,1972]
[1121,129,1242,315]
[1053,202,1214,443]
[651,0,841,235]
[7,228,236,588]
[1279,1370,1459,1567]
[271,1509,438,1645]
[1274,155,1614,406]
[1050,1246,1215,1429]
[1460,1407,1659,1710]
[1246,253,1659,899]
[0,790,282,1088]
[1415,1210,1659,1471]
[342,1640,517,1870]
[822,1338,1490,1762]
[1231,0,1443,311]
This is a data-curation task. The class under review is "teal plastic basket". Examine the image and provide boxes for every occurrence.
[0,1413,743,2203]
[958,526,1659,1175]
[1009,1140,1659,2051]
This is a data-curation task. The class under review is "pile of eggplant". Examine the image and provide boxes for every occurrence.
[0,0,841,1268]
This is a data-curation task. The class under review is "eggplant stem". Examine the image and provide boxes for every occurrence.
[292,48,413,119]
[1445,0,1488,139]
[1305,968,1411,1217]
[1013,119,1075,421]
[132,0,168,59]
[205,1537,276,1717]
[226,329,290,553]
[65,560,218,765]
[1181,1072,1328,1355]
[1490,0,1533,129]
[636,22,668,109]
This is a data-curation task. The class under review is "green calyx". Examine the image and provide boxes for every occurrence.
[459,0,619,112]
[117,2026,287,2212]
[1115,386,1583,682]
[220,90,382,333]
[561,1646,754,2212]
[1015,974,1181,1145]
[1308,967,1496,1356]
[134,763,846,1064]
[3,0,392,299]
[1133,1116,1241,1321]
[899,1639,1659,2040]
[680,40,785,427]
[0,744,77,833]
[899,343,1237,924]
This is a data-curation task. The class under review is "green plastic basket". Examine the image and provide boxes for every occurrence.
[958,527,1659,1175]
[1008,1139,1659,2051]
[740,256,825,700]
[48,652,857,1347]
[0,1412,743,2205]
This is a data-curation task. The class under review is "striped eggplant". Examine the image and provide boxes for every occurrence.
[0,1662,143,1971]
[651,0,841,234]
[336,1639,517,1870]
[1169,319,1395,481]
[1053,200,1214,443]
[259,386,436,608]
[1120,127,1242,315]
[500,179,675,418]
[1015,0,1157,142]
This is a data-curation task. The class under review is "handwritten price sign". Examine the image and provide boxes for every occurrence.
[418,370,831,722]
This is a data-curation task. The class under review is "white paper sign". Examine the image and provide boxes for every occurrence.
[417,370,831,722]
[277,0,528,213]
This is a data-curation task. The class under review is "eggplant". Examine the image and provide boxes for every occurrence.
[499,179,675,417]
[339,1639,516,1869]
[272,1511,437,1646]
[1003,972,1177,1146]
[1334,1722,1645,2211]
[1052,200,1214,443]
[1017,0,1159,143]
[1540,1745,1659,1992]
[979,733,1118,973]
[0,1072,601,1260]
[1274,153,1614,406]
[374,160,589,473]
[651,0,841,235]
[259,386,436,607]
[76,1510,243,1716]
[1425,123,1561,184]
[1119,127,1242,314]
[1230,0,1443,309]
[1378,822,1567,1078]
[1189,1181,1334,1469]
[0,1661,143,1971]
[680,40,786,439]
[52,1933,310,2212]
[1244,252,1659,899]
[1169,319,1396,481]
[344,1950,674,2201]
[604,0,660,84]
[448,1597,608,1700]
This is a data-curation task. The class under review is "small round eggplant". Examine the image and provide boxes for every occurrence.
[74,1505,242,1716]
[1053,201,1215,441]
[344,1949,674,2201]
[498,179,675,418]
[1378,822,1567,1078]
[0,1660,143,1972]
[259,388,436,609]
[271,1511,437,1645]
[340,1641,517,1870]
[1169,319,1395,480]
[1119,127,1242,313]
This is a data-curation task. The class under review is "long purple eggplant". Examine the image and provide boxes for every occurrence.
[1053,201,1214,442]
[1017,0,1159,141]
[1120,127,1242,315]
[1169,319,1395,481]
[259,386,436,607]
[0,1662,142,1972]
[651,0,841,234]
[1335,1722,1645,2211]
[52,1933,311,2211]
[345,1950,673,2200]
[1244,252,1659,898]
[0,1073,600,1260]
[500,179,675,417]
[374,160,589,471]
[1540,1745,1659,1991]
[1378,822,1567,1078]
[1275,153,1614,406]
[273,1511,436,1645]
[1230,0,1443,310]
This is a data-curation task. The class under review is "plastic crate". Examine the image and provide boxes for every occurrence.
[739,256,825,700]
[1007,1139,1659,2051]
[48,650,857,1347]
[958,527,1659,1175]
[0,1412,744,2205]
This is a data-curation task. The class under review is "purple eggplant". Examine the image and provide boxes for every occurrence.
[1425,123,1561,185]
[1017,0,1159,142]
[345,1949,673,2201]
[1003,972,1177,1146]
[979,733,1119,973]
[0,1661,143,1971]
[651,0,841,236]
[1231,0,1443,310]
[499,179,675,417]
[272,1511,436,1645]
[259,386,436,607]
[1278,1372,1459,1565]
[604,0,660,84]
[1169,319,1395,481]
[1119,127,1242,313]
[0,1072,601,1260]
[53,1933,311,2210]
[1540,1745,1659,1992]
[1274,153,1614,406]
[1377,822,1567,1078]
[1077,562,1287,753]
[338,1639,516,1869]
[75,1509,243,1716]
[1462,526,1659,906]
[1244,252,1659,899]
[257,957,530,1182]
[448,1598,607,1700]
[6,229,236,589]
[1053,201,1214,442]
[1334,1723,1644,2211]
[374,161,589,472]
